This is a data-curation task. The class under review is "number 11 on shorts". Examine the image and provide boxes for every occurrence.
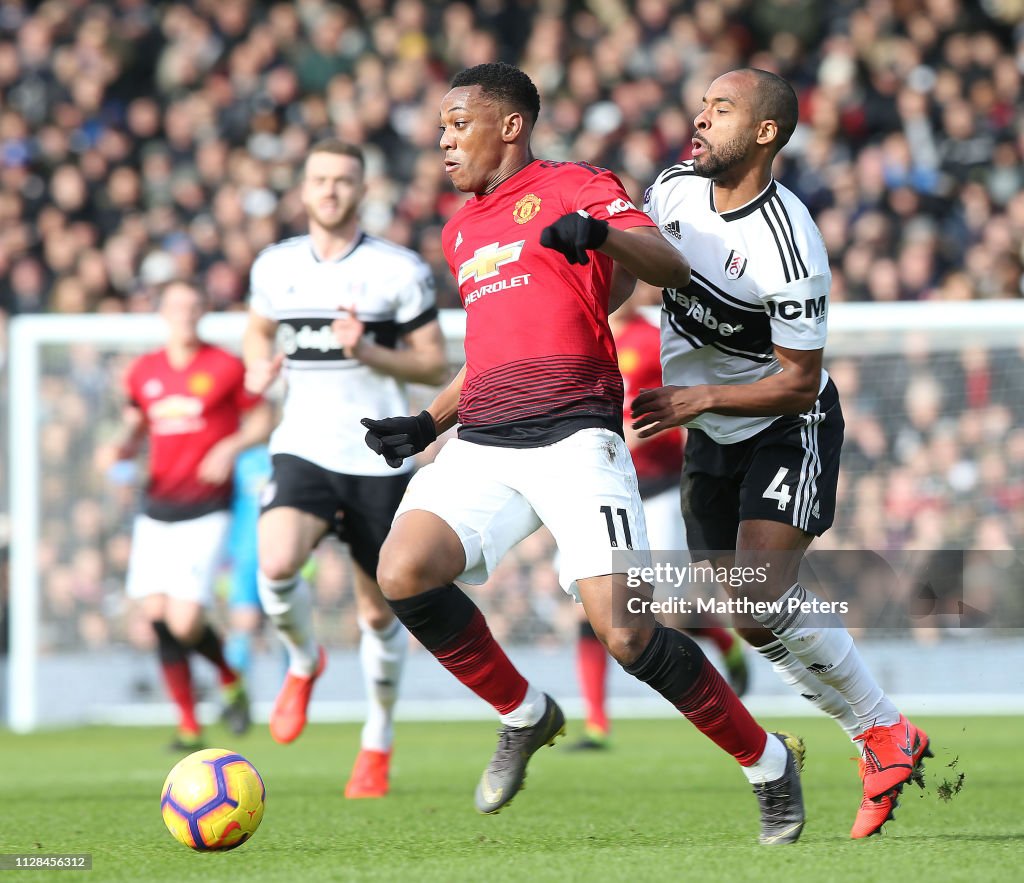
[763,467,792,511]
[600,505,633,549]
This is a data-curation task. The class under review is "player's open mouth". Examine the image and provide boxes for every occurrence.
[691,139,706,156]
[444,160,459,172]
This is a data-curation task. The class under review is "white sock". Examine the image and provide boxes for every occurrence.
[257,571,318,676]
[742,732,788,784]
[358,617,408,752]
[499,685,546,728]
[757,640,862,744]
[760,585,899,732]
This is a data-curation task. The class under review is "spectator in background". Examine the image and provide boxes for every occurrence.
[0,0,1022,323]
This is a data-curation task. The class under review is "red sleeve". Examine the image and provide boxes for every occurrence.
[574,169,656,232]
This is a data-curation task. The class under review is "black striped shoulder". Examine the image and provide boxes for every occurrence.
[657,161,698,185]
[758,192,810,284]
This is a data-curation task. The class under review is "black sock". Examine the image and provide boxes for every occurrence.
[622,624,706,705]
[386,584,477,651]
[190,625,237,684]
[152,620,188,664]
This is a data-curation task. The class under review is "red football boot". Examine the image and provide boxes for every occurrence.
[269,646,327,744]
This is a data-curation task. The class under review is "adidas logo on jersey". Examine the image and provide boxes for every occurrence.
[662,220,682,240]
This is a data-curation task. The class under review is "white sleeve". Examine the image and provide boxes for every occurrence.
[248,253,276,319]
[394,258,438,331]
[762,273,830,350]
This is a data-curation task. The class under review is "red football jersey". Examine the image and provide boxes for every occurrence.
[125,343,260,520]
[615,312,684,488]
[442,159,656,446]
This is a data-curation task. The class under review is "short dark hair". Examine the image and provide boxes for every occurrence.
[743,69,799,152]
[450,62,541,125]
[159,278,207,305]
[306,138,365,170]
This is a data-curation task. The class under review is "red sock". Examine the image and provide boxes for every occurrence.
[688,625,735,656]
[192,625,239,687]
[160,658,199,733]
[433,609,529,714]
[577,635,609,735]
[676,658,766,766]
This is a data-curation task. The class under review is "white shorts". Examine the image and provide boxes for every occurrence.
[643,485,687,551]
[395,428,650,598]
[126,510,231,606]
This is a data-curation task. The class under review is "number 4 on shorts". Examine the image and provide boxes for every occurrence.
[763,467,792,511]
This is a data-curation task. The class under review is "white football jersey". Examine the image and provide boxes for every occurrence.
[249,233,437,475]
[643,162,831,443]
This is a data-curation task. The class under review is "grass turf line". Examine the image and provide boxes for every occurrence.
[1,716,1022,882]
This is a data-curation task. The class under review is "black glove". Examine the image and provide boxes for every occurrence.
[540,212,609,265]
[361,410,437,468]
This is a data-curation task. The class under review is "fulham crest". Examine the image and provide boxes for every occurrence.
[724,249,747,280]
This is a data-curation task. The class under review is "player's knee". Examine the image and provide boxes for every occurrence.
[603,628,651,666]
[360,608,395,632]
[376,549,435,601]
[258,552,301,583]
[169,618,203,646]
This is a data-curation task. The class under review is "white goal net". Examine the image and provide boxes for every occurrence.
[4,302,1024,732]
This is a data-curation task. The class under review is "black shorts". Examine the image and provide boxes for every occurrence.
[261,454,411,577]
[681,378,844,554]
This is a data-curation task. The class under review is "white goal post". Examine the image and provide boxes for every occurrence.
[7,301,1024,732]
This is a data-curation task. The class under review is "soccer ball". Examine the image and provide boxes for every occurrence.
[160,748,266,851]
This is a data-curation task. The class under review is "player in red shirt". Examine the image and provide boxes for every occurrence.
[361,63,805,843]
[100,281,272,749]
[571,299,749,750]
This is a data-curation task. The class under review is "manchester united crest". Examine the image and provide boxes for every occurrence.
[513,193,541,224]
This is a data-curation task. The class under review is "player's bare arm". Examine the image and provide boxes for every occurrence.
[242,311,284,395]
[197,400,274,485]
[332,309,447,385]
[95,403,147,471]
[602,225,690,289]
[425,363,466,434]
[631,345,822,438]
[609,264,639,314]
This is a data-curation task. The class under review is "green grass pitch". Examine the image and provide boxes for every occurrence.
[2,715,1022,882]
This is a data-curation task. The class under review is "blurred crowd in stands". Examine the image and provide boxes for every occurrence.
[2,0,1024,654]
[2,0,1024,325]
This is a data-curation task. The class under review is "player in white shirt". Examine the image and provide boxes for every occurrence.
[243,140,447,798]
[635,69,931,839]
